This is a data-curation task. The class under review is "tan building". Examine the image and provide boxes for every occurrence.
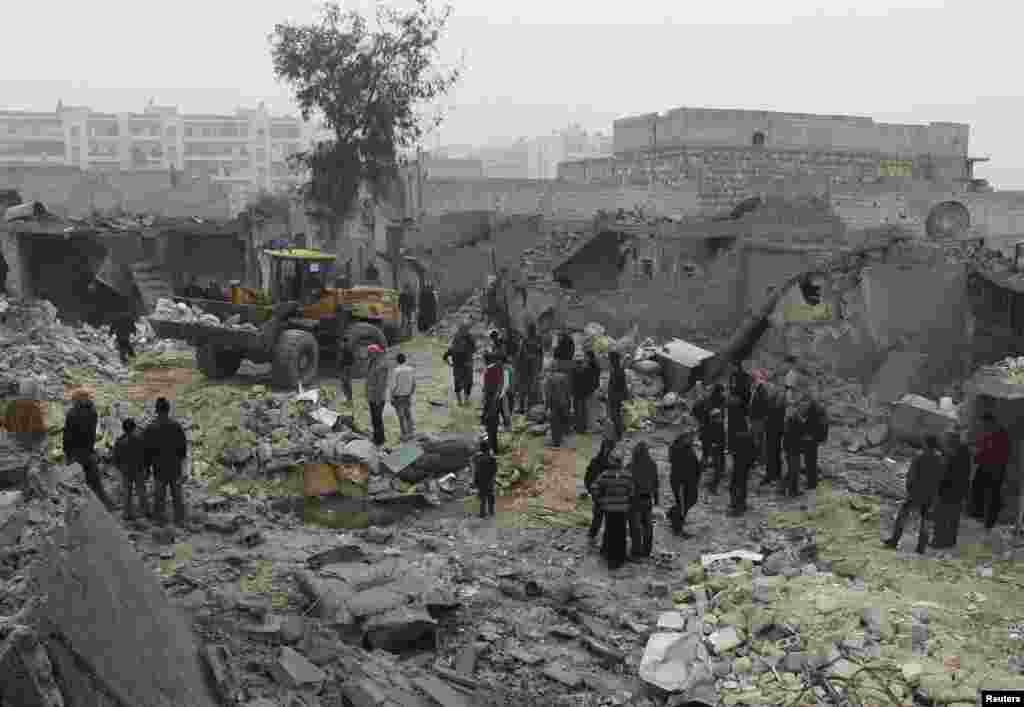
[0,101,322,215]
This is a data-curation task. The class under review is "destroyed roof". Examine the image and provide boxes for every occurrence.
[146,215,246,237]
[4,213,143,237]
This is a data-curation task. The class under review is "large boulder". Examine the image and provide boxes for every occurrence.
[639,632,713,693]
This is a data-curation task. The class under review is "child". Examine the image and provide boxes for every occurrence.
[113,418,149,521]
[473,439,497,518]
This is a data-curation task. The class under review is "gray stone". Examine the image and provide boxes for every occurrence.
[751,577,783,603]
[782,652,807,673]
[707,626,743,654]
[272,647,327,689]
[648,581,670,598]
[0,625,64,707]
[280,615,307,645]
[910,622,928,656]
[306,544,367,569]
[712,659,732,677]
[910,607,930,624]
[347,588,408,619]
[639,632,712,693]
[203,515,239,534]
[412,675,473,707]
[455,643,478,675]
[762,552,790,576]
[860,607,893,640]
[29,494,219,707]
[362,527,395,544]
[656,611,687,631]
[293,571,356,627]
[509,648,544,666]
[151,525,176,545]
[543,664,583,688]
[363,607,438,653]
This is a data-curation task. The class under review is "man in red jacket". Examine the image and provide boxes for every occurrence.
[970,412,1010,530]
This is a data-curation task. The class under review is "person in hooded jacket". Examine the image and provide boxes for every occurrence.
[932,427,971,549]
[110,313,136,365]
[572,350,601,433]
[113,418,149,521]
[727,360,753,411]
[64,388,114,510]
[971,412,1010,530]
[693,383,726,430]
[726,391,749,456]
[514,322,544,413]
[443,323,477,406]
[417,283,437,333]
[884,435,945,554]
[365,345,390,446]
[669,430,701,536]
[606,351,630,441]
[593,454,632,570]
[628,441,660,558]
[747,374,773,468]
[782,398,807,497]
[585,439,616,542]
[545,354,575,447]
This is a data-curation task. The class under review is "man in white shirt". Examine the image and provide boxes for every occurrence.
[389,352,417,441]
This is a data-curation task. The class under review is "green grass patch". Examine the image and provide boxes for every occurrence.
[130,350,196,371]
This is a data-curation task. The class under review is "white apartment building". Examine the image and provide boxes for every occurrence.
[0,100,323,215]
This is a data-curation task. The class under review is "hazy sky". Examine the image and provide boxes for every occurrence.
[0,1,1017,186]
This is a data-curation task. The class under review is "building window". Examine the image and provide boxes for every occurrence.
[70,126,80,138]
[167,126,177,138]
[752,132,766,146]
[185,127,193,137]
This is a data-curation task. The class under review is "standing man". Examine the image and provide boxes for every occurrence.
[932,427,972,550]
[443,322,476,407]
[727,360,753,412]
[592,453,632,570]
[113,418,149,522]
[472,438,497,518]
[573,351,601,434]
[669,429,701,537]
[726,390,749,457]
[110,313,136,366]
[337,339,355,406]
[628,441,659,559]
[64,387,114,510]
[585,439,616,544]
[782,397,807,497]
[514,322,543,414]
[729,429,757,516]
[761,387,787,487]
[884,435,945,554]
[971,412,1010,531]
[544,354,575,448]
[417,282,437,333]
[399,284,417,338]
[389,352,416,441]
[606,351,631,441]
[144,397,188,527]
[801,394,829,490]
[748,373,772,469]
[701,408,727,494]
[481,352,505,453]
[365,344,390,447]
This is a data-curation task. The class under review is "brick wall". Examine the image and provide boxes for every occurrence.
[419,178,699,220]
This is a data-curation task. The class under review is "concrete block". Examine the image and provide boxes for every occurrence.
[0,625,64,707]
[889,395,958,445]
[29,494,219,707]
[271,647,327,690]
[869,352,929,404]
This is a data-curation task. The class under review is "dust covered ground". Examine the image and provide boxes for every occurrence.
[5,317,1024,706]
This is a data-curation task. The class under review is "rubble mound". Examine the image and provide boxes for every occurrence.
[0,296,130,399]
[151,298,260,332]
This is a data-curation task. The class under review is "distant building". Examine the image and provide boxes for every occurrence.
[0,100,323,215]
[421,154,484,179]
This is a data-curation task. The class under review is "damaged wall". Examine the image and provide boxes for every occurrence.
[161,234,247,290]
[0,165,231,220]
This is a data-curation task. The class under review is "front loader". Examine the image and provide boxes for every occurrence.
[148,248,401,388]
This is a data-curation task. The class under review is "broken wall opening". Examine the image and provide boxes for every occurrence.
[19,235,113,325]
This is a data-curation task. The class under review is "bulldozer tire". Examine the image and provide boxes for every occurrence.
[345,322,388,379]
[272,329,319,388]
[196,345,243,379]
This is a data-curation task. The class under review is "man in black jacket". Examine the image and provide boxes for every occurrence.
[113,418,149,521]
[473,439,497,518]
[144,397,189,527]
[932,427,971,549]
[572,351,601,434]
[443,323,477,406]
[701,408,726,494]
[761,388,786,487]
[593,455,632,570]
[585,439,615,542]
[629,441,660,558]
[884,435,945,554]
[801,395,829,489]
[729,430,756,516]
[64,388,114,510]
[110,313,136,365]
[782,399,807,497]
[669,430,701,537]
[399,284,416,338]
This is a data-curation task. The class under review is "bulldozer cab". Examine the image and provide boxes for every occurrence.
[264,248,337,305]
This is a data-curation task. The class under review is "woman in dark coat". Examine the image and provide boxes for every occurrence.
[572,351,601,433]
[932,428,972,549]
[669,430,701,537]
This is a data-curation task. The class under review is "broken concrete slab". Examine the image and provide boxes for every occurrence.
[293,570,356,627]
[700,549,763,567]
[271,647,327,690]
[889,394,958,445]
[202,643,243,705]
[509,648,544,666]
[411,675,473,707]
[639,632,712,693]
[707,626,743,654]
[363,607,438,653]
[320,558,402,590]
[542,664,583,689]
[28,494,219,707]
[347,588,408,620]
[454,644,478,675]
[0,625,64,707]
[656,611,688,631]
[306,544,367,569]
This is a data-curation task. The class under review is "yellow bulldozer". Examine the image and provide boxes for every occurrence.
[148,248,402,387]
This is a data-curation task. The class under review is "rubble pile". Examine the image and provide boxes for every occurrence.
[151,297,260,333]
[989,355,1024,385]
[0,296,130,398]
